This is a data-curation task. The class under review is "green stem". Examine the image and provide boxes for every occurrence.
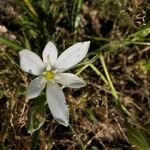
[31,129,40,150]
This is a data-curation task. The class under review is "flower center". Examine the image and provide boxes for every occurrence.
[43,70,55,80]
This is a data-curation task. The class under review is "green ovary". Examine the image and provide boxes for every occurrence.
[43,70,55,80]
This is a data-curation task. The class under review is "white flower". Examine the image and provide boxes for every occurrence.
[19,41,90,126]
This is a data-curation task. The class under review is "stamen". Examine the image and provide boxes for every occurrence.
[43,70,55,80]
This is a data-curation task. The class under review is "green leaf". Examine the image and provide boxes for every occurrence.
[0,36,23,50]
[127,127,150,150]
[26,103,46,134]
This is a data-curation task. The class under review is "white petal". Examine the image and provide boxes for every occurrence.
[27,76,47,99]
[55,73,86,88]
[55,41,90,71]
[19,50,46,75]
[42,41,58,66]
[46,82,69,126]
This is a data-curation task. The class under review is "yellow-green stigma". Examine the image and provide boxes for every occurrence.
[43,70,55,80]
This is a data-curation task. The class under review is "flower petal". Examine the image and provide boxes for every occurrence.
[27,76,47,99]
[19,50,46,75]
[42,41,58,66]
[46,82,69,126]
[55,41,90,71]
[55,73,86,88]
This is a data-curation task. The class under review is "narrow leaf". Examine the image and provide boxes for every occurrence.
[0,36,23,50]
[127,127,150,150]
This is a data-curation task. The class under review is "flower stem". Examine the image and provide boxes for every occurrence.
[31,129,40,150]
